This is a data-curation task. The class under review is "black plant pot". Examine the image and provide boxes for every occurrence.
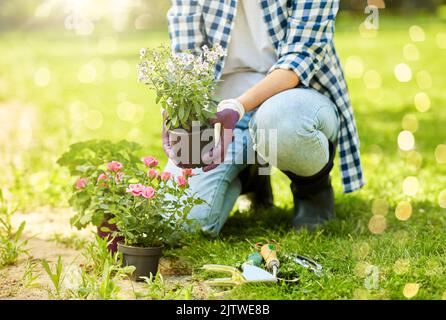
[118,243,164,281]
[168,125,215,168]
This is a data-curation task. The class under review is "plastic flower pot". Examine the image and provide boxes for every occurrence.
[118,243,164,281]
[97,218,124,254]
[168,125,215,168]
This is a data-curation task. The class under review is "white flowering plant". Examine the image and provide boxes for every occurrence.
[138,45,225,130]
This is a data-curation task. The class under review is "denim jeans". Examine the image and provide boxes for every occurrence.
[164,88,340,236]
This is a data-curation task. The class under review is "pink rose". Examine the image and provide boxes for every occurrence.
[147,169,158,179]
[159,171,172,182]
[115,172,124,183]
[126,183,145,197]
[97,173,108,181]
[97,173,108,186]
[75,178,87,190]
[177,176,187,188]
[141,156,159,167]
[107,161,123,172]
[182,168,194,177]
[142,186,155,199]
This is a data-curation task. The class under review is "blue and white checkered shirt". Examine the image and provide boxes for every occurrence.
[167,0,364,193]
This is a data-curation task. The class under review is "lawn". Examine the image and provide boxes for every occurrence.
[0,14,445,299]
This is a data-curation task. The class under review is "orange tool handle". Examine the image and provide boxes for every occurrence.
[260,244,280,270]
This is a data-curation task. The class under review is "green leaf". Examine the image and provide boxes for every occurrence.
[178,107,185,122]
[100,226,111,233]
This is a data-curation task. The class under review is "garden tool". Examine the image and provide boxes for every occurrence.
[203,264,277,286]
[245,252,263,267]
[260,243,280,278]
[203,252,276,286]
[285,253,323,276]
[259,243,299,283]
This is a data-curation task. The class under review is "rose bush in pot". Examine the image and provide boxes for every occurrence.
[59,140,204,279]
[58,140,144,253]
[138,45,225,167]
[110,163,202,281]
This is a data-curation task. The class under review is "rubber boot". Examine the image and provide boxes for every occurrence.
[283,141,336,232]
[239,164,274,209]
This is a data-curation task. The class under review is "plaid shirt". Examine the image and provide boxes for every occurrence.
[167,0,364,193]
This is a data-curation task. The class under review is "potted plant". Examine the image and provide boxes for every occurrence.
[138,45,225,167]
[108,161,203,281]
[57,140,144,253]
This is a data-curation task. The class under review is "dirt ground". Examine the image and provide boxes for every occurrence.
[0,209,209,300]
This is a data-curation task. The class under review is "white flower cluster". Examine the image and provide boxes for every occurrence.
[202,44,226,64]
[137,44,225,129]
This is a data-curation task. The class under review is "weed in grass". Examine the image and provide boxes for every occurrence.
[0,189,19,238]
[0,189,28,267]
[21,260,40,288]
[63,266,96,299]
[81,234,120,276]
[41,256,64,298]
[137,273,192,300]
[0,221,28,267]
[97,261,135,300]
[52,236,136,300]
[62,261,134,300]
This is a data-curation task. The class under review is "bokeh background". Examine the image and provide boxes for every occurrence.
[0,0,446,299]
[0,0,445,209]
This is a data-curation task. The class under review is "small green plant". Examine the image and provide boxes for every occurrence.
[0,189,28,267]
[97,260,135,300]
[59,236,135,300]
[41,256,64,298]
[137,273,192,300]
[0,221,28,267]
[21,260,40,288]
[0,189,18,238]
[138,45,224,130]
[82,234,119,276]
[63,267,96,300]
[63,261,133,300]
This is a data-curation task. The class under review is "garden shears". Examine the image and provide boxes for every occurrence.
[202,261,277,286]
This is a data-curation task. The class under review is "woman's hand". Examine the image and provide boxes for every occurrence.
[201,99,243,172]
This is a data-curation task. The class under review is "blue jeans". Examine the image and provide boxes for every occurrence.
[164,88,340,236]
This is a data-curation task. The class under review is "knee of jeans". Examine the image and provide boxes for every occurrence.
[250,111,316,156]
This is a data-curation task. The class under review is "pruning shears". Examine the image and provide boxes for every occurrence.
[202,263,276,286]
[284,253,324,276]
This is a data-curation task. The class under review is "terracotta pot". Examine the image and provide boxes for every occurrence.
[118,243,164,281]
[97,218,124,254]
[168,125,215,168]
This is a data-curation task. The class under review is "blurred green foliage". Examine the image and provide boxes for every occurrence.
[0,10,445,299]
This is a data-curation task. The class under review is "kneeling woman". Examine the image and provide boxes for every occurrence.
[162,0,364,236]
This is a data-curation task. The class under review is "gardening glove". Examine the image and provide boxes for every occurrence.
[162,120,175,160]
[202,99,245,172]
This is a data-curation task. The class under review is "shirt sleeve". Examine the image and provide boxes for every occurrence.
[268,0,339,87]
[167,0,206,54]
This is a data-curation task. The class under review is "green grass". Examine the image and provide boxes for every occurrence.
[0,15,445,299]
